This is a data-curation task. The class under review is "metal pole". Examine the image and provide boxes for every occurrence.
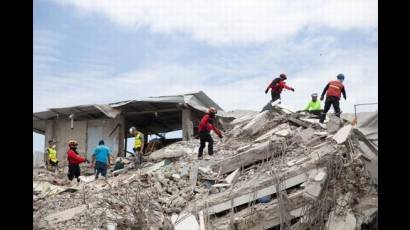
[353,102,378,125]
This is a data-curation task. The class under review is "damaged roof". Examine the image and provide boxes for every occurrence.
[33,91,228,134]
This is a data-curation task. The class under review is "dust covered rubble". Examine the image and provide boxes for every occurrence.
[33,104,378,230]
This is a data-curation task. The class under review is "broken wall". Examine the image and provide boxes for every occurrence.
[46,118,123,162]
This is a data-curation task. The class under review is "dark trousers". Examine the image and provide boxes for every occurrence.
[132,147,143,167]
[320,96,341,123]
[271,91,281,102]
[68,164,81,182]
[198,132,214,158]
[95,161,108,178]
[308,110,323,117]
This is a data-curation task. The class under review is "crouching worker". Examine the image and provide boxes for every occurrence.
[92,140,111,180]
[303,93,322,116]
[198,107,223,160]
[67,140,88,184]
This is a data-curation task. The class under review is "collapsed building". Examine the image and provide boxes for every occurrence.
[33,100,378,230]
[33,91,229,162]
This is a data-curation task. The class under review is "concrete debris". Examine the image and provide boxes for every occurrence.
[275,128,291,137]
[224,168,240,184]
[333,124,353,144]
[242,110,270,136]
[327,114,343,134]
[326,210,357,230]
[172,213,200,230]
[34,105,377,230]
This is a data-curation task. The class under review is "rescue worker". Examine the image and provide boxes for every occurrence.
[129,127,145,168]
[45,140,59,172]
[91,140,111,180]
[303,93,322,116]
[67,140,88,184]
[265,73,295,103]
[319,73,347,124]
[198,107,223,159]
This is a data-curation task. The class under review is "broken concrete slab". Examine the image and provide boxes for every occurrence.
[242,110,270,136]
[209,141,274,175]
[288,117,311,128]
[275,128,291,137]
[326,210,357,230]
[44,204,88,225]
[224,168,240,184]
[149,141,196,160]
[327,115,343,134]
[79,175,96,183]
[210,190,307,230]
[332,124,353,144]
[172,213,200,230]
[145,159,171,173]
[193,168,318,215]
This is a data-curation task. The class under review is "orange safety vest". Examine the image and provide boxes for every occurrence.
[326,80,344,98]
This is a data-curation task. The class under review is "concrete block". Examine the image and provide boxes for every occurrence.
[327,115,342,134]
[242,110,270,136]
[224,168,240,184]
[173,213,200,230]
[333,124,353,144]
[327,210,356,230]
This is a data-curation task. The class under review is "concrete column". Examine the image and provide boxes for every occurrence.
[117,115,125,157]
[182,109,194,141]
[44,120,55,149]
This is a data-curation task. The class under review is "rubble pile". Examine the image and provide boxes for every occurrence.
[33,104,378,230]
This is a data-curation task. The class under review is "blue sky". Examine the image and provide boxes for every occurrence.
[33,0,378,151]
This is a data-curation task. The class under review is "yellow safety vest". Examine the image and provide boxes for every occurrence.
[47,148,58,163]
[134,133,142,148]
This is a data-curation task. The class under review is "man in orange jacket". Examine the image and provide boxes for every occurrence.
[265,73,295,103]
[67,140,89,183]
[319,74,347,124]
[198,107,223,159]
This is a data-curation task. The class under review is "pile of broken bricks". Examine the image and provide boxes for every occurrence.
[33,104,378,230]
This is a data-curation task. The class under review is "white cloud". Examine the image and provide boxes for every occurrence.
[52,0,377,45]
[34,42,378,114]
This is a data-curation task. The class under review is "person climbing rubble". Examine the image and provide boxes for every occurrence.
[302,93,322,116]
[67,139,89,184]
[319,73,347,124]
[198,107,223,160]
[91,140,111,180]
[44,139,59,172]
[265,73,295,103]
[129,127,145,168]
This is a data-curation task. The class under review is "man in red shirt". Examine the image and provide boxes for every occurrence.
[67,140,88,183]
[198,107,223,159]
[265,73,295,103]
[319,74,347,124]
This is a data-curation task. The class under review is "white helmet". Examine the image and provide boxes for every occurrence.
[129,126,137,134]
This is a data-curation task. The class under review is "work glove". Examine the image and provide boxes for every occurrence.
[320,96,324,101]
[218,134,223,139]
[265,89,268,94]
[290,88,295,92]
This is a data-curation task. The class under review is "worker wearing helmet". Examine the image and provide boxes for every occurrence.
[67,140,88,184]
[319,74,347,123]
[265,73,295,103]
[197,107,223,159]
[129,127,145,168]
[45,139,59,172]
[303,93,322,116]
